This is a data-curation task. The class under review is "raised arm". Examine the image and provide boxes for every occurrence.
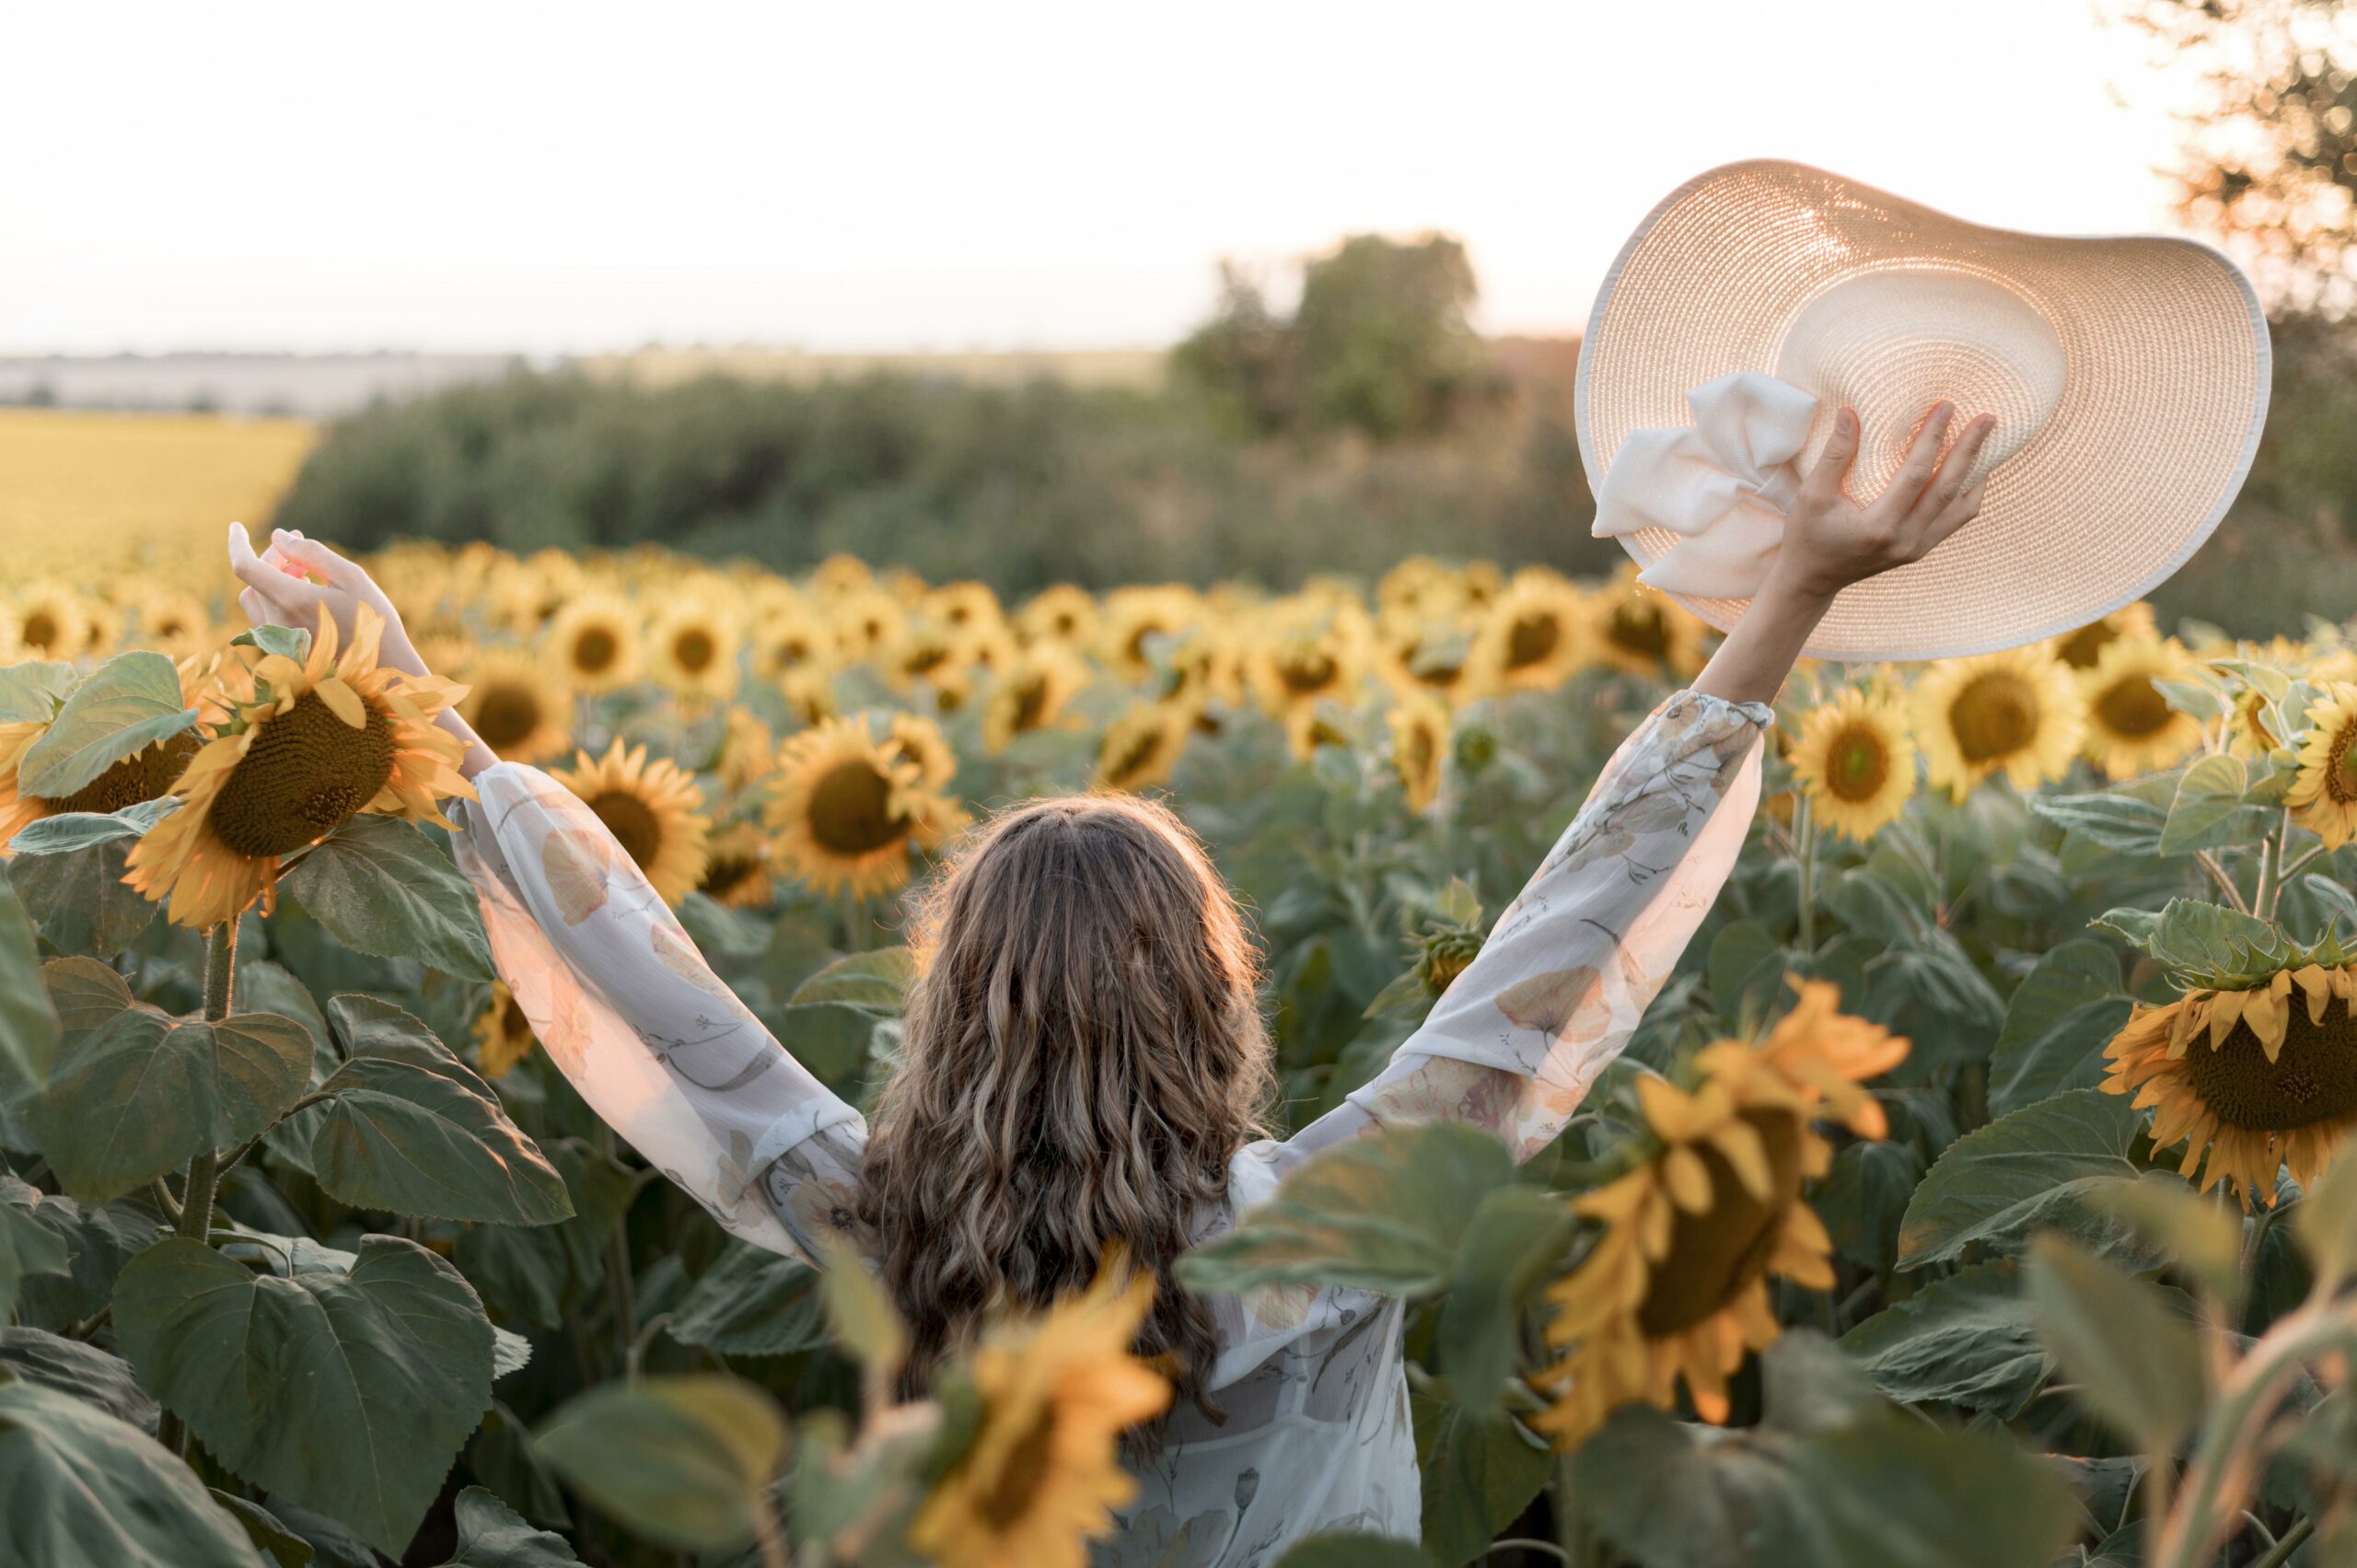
[227,524,869,1267]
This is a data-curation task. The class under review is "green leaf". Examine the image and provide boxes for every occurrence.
[2025,1234,2208,1448]
[1897,1089,2147,1269]
[1784,1403,2080,1567]
[0,660,77,723]
[0,1176,160,1330]
[0,1203,71,1326]
[16,651,195,800]
[1838,1261,2050,1417]
[42,956,133,1034]
[787,946,915,1012]
[7,835,160,954]
[1707,918,1783,1027]
[0,1376,268,1568]
[1272,1533,1435,1568]
[2294,1143,2357,1289]
[30,1006,313,1202]
[2089,1176,2246,1307]
[2027,787,2170,854]
[1812,1139,1924,1273]
[310,1055,572,1225]
[1563,1404,1815,1568]
[212,1492,315,1568]
[111,1234,498,1556]
[818,1236,906,1379]
[2159,753,2254,854]
[1987,938,2131,1116]
[1362,966,1433,1021]
[454,1223,572,1331]
[669,1241,828,1356]
[1434,1186,1574,1412]
[533,1375,789,1553]
[5,796,177,855]
[1409,1376,1550,1568]
[0,1326,157,1432]
[1178,1122,1517,1297]
[439,1486,581,1566]
[232,623,311,664]
[283,816,494,982]
[0,875,56,1107]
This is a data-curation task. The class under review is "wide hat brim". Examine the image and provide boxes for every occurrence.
[1574,159,2270,662]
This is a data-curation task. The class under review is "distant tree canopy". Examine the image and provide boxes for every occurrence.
[2130,0,2357,312]
[1171,233,1493,441]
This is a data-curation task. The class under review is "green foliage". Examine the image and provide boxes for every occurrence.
[0,875,55,1108]
[667,1241,826,1357]
[15,651,194,801]
[281,817,495,982]
[112,1236,497,1555]
[2026,1235,2209,1449]
[533,1376,788,1554]
[1839,1262,2051,1418]
[1896,1090,2149,1269]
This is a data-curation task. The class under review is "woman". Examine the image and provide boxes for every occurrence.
[228,401,1993,1562]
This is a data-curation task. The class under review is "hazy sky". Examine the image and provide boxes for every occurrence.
[2,1,2192,354]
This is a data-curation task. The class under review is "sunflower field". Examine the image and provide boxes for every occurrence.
[5,544,2357,1568]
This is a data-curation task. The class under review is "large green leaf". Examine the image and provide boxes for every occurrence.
[1434,1186,1575,1413]
[1178,1122,1517,1297]
[6,796,176,855]
[7,837,159,954]
[439,1486,581,1566]
[211,1492,316,1568]
[0,1326,157,1432]
[2025,1235,2208,1449]
[533,1375,789,1553]
[788,946,916,1012]
[1838,1261,2050,1417]
[283,816,495,982]
[2159,753,2261,854]
[0,660,77,723]
[0,1376,267,1568]
[309,1055,572,1225]
[1897,1089,2146,1269]
[0,875,57,1106]
[1811,1139,1924,1274]
[0,1175,160,1330]
[1783,1403,2079,1566]
[1564,1404,1817,1568]
[1987,939,2131,1116]
[2026,784,2171,855]
[30,1003,312,1202]
[454,1223,572,1331]
[668,1240,828,1356]
[16,650,195,800]
[111,1235,498,1555]
[0,1201,68,1323]
[1409,1376,1550,1568]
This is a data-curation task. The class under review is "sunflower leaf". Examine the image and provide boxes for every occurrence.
[29,1006,314,1202]
[5,796,178,855]
[0,874,57,1107]
[283,815,495,982]
[786,946,915,1013]
[0,661,79,724]
[112,1234,497,1557]
[309,1054,573,1225]
[231,623,312,664]
[441,1485,581,1566]
[2024,1234,2208,1449]
[2158,752,2255,854]
[668,1241,827,1357]
[7,836,160,955]
[1988,938,2131,1116]
[16,650,195,801]
[1896,1089,2148,1270]
[1838,1260,2050,1417]
[532,1375,789,1554]
[2026,783,2173,855]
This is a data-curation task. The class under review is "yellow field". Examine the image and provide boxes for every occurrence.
[0,408,317,589]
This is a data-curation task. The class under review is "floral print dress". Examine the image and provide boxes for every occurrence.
[450,690,1771,1567]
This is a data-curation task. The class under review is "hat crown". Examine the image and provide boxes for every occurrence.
[1772,266,2066,496]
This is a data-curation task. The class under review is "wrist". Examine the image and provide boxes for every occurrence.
[1754,564,1841,622]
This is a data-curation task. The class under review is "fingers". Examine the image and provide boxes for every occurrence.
[230,521,319,626]
[265,528,361,588]
[1869,401,1954,519]
[1903,413,1996,537]
[1918,477,1988,555]
[1800,406,1860,500]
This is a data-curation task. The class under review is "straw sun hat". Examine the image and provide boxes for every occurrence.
[1577,159,2270,661]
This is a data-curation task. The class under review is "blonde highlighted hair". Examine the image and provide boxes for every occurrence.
[855,793,1273,1416]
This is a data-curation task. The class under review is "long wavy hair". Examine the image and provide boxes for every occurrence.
[854,793,1273,1417]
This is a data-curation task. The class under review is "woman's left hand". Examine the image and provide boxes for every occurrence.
[226,523,425,677]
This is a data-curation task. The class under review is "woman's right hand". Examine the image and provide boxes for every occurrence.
[227,523,425,678]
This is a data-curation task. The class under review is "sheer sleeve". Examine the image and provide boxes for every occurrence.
[451,763,871,1266]
[1204,690,1769,1381]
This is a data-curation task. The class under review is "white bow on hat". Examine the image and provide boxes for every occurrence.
[1591,371,1820,600]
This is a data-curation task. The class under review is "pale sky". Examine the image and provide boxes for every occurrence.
[0,0,2194,354]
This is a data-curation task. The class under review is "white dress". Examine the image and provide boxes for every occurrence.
[450,689,1770,1568]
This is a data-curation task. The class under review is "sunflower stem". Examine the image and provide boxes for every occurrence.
[2195,852,2252,917]
[1794,795,1817,957]
[2248,1516,2314,1568]
[159,920,238,1459]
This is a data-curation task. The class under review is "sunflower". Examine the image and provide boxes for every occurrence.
[2050,601,2159,670]
[1243,601,1368,733]
[2102,962,2357,1208]
[830,588,907,668]
[714,708,777,796]
[1475,571,1592,693]
[908,1260,1171,1568]
[1098,587,1202,683]
[0,657,215,853]
[2287,683,2357,848]
[552,739,711,907]
[2078,637,2203,781]
[472,981,539,1077]
[924,582,1006,643]
[982,646,1089,754]
[750,601,838,685]
[1389,695,1450,813]
[1016,585,1101,649]
[646,602,740,703]
[697,820,778,910]
[545,594,642,694]
[132,589,215,658]
[766,716,964,898]
[1910,645,2085,800]
[1590,566,1707,679]
[1533,981,1906,1450]
[1093,703,1191,794]
[1786,689,1916,842]
[1376,612,1498,707]
[455,649,573,764]
[889,712,958,792]
[10,584,94,661]
[123,607,472,929]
